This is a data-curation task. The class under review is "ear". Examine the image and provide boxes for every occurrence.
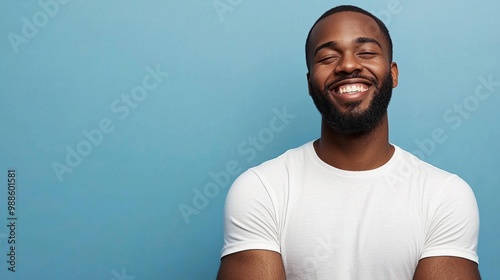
[306,72,312,96]
[390,62,399,88]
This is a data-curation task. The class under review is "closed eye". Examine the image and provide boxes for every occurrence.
[357,52,378,59]
[317,56,339,64]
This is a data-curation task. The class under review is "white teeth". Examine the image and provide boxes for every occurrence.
[337,84,368,94]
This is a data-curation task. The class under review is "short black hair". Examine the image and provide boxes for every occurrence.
[305,5,393,71]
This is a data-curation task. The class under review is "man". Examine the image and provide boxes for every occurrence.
[217,5,480,280]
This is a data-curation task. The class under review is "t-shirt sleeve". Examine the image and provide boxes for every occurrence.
[420,175,479,263]
[220,169,281,258]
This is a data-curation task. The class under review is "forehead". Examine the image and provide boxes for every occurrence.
[309,11,386,51]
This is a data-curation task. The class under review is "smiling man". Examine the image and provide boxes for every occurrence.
[217,5,480,280]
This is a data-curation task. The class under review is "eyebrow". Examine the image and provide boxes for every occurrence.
[314,41,337,56]
[355,37,382,49]
[314,37,383,56]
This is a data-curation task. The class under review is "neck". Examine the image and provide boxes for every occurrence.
[314,114,394,171]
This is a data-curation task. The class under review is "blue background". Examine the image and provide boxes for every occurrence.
[1,0,499,279]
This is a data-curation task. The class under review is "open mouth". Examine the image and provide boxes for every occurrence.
[329,79,374,95]
[335,83,370,94]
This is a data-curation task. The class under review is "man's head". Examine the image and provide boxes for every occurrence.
[305,5,398,135]
[305,5,393,71]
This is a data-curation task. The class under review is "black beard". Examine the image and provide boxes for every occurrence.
[310,72,393,135]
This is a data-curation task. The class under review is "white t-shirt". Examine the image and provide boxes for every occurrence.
[221,141,479,280]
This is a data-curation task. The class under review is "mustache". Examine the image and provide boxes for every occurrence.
[324,73,379,92]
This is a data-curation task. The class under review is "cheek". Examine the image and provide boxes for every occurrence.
[310,67,334,90]
[364,61,390,80]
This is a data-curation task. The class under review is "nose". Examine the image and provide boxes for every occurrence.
[334,53,362,74]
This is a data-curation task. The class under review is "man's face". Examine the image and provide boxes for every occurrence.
[307,11,399,135]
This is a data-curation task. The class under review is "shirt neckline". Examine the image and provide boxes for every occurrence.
[305,140,401,178]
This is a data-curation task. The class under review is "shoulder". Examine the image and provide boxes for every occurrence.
[393,145,467,185]
[244,141,313,183]
[391,146,480,263]
[390,146,478,207]
[253,141,313,171]
[226,141,313,207]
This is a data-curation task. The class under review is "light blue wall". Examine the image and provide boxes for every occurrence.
[0,0,498,279]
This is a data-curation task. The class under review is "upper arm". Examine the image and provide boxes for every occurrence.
[421,176,479,262]
[218,170,285,279]
[413,256,480,280]
[220,170,281,259]
[414,176,481,279]
[217,249,286,280]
